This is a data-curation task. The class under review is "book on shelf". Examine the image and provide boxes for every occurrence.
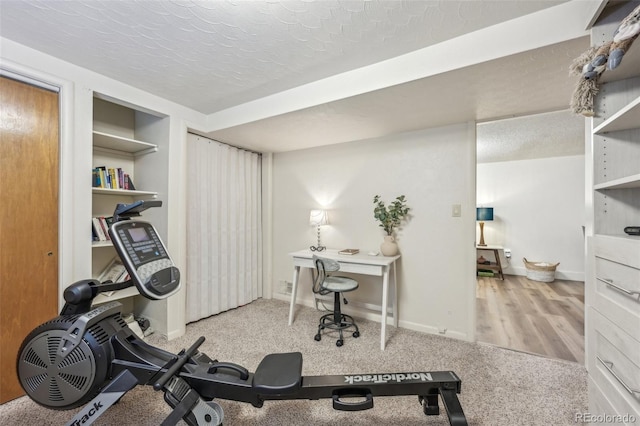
[339,249,359,255]
[92,216,114,241]
[92,167,103,188]
[97,257,129,285]
[92,217,107,241]
[124,174,136,190]
[92,166,135,190]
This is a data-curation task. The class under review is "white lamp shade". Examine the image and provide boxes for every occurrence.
[309,209,328,226]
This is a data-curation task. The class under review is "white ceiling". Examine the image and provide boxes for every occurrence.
[477,110,585,163]
[0,0,599,157]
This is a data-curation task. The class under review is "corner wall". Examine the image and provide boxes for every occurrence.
[271,123,477,341]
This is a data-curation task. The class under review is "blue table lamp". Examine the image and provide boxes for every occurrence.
[476,207,494,246]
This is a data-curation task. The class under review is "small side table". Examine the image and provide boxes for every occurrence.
[476,245,504,280]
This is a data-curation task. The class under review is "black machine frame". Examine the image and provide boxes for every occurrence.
[17,201,467,426]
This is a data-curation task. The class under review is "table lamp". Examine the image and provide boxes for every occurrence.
[309,209,328,252]
[476,207,493,247]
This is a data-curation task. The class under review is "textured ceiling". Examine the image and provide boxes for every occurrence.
[0,0,595,156]
[0,0,568,114]
[207,36,590,153]
[477,110,585,163]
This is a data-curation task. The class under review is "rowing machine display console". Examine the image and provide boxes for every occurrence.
[110,220,180,299]
[17,201,468,425]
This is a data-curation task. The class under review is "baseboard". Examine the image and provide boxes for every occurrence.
[508,266,584,282]
[396,319,471,342]
[273,292,292,303]
[274,292,396,324]
[164,326,186,341]
[273,292,470,341]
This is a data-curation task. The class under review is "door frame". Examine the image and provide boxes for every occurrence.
[1,60,74,309]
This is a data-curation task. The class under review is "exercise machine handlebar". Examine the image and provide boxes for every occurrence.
[154,336,206,391]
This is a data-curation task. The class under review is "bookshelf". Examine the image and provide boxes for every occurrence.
[92,286,140,306]
[93,130,158,154]
[91,95,171,336]
[92,188,158,197]
[585,1,640,422]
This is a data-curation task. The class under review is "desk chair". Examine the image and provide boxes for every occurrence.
[312,255,360,347]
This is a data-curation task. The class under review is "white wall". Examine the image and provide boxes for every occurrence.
[477,155,585,280]
[271,123,478,341]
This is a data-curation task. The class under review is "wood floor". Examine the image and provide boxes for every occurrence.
[476,275,585,364]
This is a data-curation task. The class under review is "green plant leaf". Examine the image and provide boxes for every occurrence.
[372,195,410,236]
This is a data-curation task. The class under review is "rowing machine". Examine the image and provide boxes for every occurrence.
[17,201,467,425]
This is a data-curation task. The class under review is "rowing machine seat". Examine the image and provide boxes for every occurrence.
[252,352,302,395]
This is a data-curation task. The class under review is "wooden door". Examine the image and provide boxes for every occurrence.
[0,76,59,403]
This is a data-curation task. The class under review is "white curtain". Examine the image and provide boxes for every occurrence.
[186,134,262,323]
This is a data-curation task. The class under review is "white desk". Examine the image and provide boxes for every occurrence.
[288,249,400,350]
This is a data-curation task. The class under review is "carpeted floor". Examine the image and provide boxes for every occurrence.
[0,298,588,425]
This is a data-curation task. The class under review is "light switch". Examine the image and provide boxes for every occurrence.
[452,204,461,217]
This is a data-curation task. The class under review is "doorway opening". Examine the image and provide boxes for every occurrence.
[474,111,586,363]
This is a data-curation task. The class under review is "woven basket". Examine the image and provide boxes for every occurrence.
[523,258,559,282]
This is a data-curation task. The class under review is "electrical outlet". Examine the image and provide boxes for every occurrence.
[280,280,293,295]
[504,248,512,259]
[452,204,461,217]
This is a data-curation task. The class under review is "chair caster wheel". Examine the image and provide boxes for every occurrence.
[336,339,343,347]
[314,334,321,341]
[353,331,360,338]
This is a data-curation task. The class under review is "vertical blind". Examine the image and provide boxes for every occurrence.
[185,134,262,323]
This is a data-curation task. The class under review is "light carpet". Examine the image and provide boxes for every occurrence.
[0,298,588,425]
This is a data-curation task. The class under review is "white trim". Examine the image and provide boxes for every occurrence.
[0,68,59,93]
[262,152,274,299]
[583,0,609,30]
[467,120,478,343]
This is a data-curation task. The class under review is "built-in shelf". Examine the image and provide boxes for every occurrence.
[92,241,113,248]
[617,234,640,241]
[593,95,640,134]
[92,187,158,197]
[586,3,640,421]
[93,131,157,155]
[594,173,640,190]
[600,39,640,83]
[92,286,140,306]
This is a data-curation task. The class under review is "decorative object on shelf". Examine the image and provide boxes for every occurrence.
[373,195,410,256]
[309,209,328,252]
[476,207,493,247]
[569,3,640,116]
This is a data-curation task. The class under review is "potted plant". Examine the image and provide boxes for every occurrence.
[373,195,410,255]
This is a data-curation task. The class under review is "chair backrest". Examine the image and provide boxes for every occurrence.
[312,255,340,295]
